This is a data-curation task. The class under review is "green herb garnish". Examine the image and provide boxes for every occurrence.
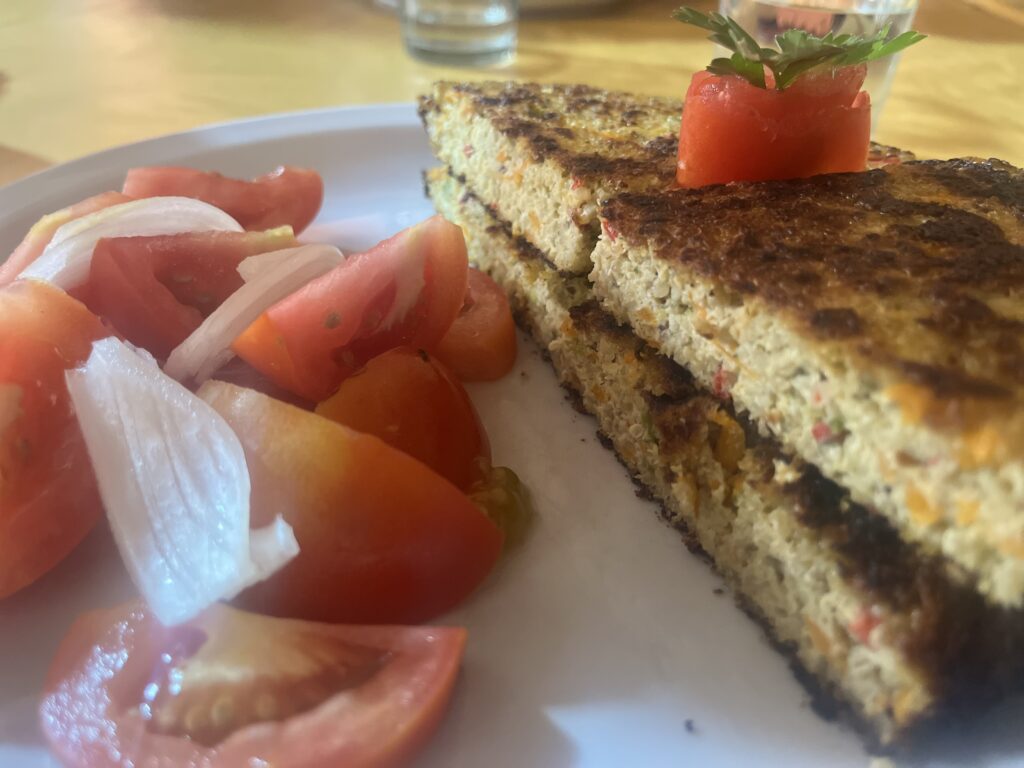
[673,7,925,90]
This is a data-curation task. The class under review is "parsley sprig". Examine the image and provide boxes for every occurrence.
[673,7,925,90]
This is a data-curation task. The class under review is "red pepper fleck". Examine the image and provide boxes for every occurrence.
[603,221,619,242]
[712,364,734,400]
[811,421,833,443]
[463,144,474,158]
[570,176,583,190]
[849,607,883,647]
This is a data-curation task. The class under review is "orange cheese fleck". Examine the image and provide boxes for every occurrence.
[906,485,941,526]
[885,383,931,425]
[955,499,980,527]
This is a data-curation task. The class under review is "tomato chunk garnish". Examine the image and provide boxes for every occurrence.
[233,215,469,403]
[0,281,110,598]
[201,380,502,624]
[316,347,491,490]
[434,268,518,382]
[123,165,324,233]
[677,66,871,188]
[41,600,465,768]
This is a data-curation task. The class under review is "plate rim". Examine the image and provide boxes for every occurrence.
[0,102,421,219]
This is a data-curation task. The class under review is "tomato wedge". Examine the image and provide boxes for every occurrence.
[201,380,502,624]
[316,347,490,489]
[0,191,131,287]
[87,228,297,359]
[41,600,465,768]
[435,268,518,381]
[0,281,110,598]
[123,166,324,233]
[233,215,469,403]
[677,66,871,188]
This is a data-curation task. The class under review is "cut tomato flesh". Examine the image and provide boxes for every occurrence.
[316,347,491,489]
[201,380,502,625]
[233,215,469,403]
[123,166,324,234]
[86,228,296,359]
[41,600,466,768]
[0,281,110,598]
[434,268,518,382]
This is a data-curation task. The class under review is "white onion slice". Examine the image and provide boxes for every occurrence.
[164,243,343,384]
[66,337,298,626]
[21,197,242,290]
[236,244,342,283]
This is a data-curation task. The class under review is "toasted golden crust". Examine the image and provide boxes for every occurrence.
[419,80,917,275]
[601,158,1024,422]
[425,167,1024,744]
[419,80,681,188]
[592,157,1024,605]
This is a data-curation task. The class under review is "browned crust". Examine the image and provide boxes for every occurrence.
[419,81,915,195]
[419,81,681,192]
[601,158,1024,423]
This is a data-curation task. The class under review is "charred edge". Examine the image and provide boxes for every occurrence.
[447,169,566,273]
[570,301,1024,709]
[599,159,1024,403]
[458,193,1024,727]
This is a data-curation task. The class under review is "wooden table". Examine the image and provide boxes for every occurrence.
[0,0,1021,187]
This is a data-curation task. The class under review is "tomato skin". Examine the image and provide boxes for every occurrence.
[201,381,502,624]
[41,600,466,768]
[87,228,297,359]
[0,281,110,598]
[234,215,469,403]
[316,347,490,489]
[677,67,871,188]
[435,268,518,381]
[0,191,131,287]
[123,165,324,233]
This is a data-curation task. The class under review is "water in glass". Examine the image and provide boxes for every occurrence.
[718,0,918,130]
[401,0,518,67]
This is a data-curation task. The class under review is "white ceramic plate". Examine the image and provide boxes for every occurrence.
[1,105,1022,768]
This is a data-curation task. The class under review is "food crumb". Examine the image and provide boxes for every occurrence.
[684,719,696,734]
[713,587,725,596]
[520,370,529,380]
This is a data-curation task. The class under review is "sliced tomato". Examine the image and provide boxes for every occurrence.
[87,228,296,359]
[0,191,131,287]
[435,268,518,381]
[123,166,324,233]
[233,215,469,403]
[0,281,110,598]
[316,347,490,489]
[41,600,465,768]
[201,380,502,624]
[677,66,871,188]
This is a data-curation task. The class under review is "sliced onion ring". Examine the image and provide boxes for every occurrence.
[66,337,298,626]
[20,197,242,290]
[164,243,343,384]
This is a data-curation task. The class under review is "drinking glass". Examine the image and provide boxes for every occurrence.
[718,0,920,130]
[400,0,519,67]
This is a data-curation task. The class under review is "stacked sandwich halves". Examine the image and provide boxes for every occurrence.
[419,80,1024,746]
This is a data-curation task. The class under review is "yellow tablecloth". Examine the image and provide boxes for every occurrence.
[0,0,1021,187]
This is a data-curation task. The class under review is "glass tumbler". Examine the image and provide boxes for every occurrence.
[717,0,919,131]
[400,0,519,67]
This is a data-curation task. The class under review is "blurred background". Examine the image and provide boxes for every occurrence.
[0,0,1021,185]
